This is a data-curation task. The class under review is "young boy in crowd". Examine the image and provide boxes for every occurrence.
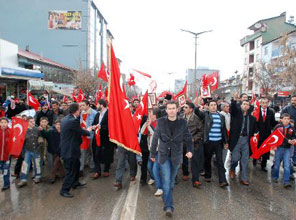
[39,117,53,171]
[0,117,11,191]
[17,117,44,187]
[272,113,296,188]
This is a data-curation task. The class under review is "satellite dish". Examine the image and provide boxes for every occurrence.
[254,23,262,29]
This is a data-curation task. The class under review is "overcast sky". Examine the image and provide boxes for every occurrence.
[98,0,296,91]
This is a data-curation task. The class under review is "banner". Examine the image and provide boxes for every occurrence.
[48,11,82,30]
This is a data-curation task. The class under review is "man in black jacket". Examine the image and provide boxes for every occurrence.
[194,99,229,187]
[254,97,277,171]
[150,101,193,217]
[60,103,92,198]
[229,100,257,185]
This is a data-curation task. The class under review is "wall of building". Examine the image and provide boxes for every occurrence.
[0,39,19,68]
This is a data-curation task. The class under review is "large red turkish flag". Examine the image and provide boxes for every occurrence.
[9,117,29,158]
[132,91,148,133]
[97,62,108,82]
[27,91,40,110]
[251,129,285,159]
[80,113,90,150]
[108,45,141,155]
[95,128,101,147]
[206,72,219,91]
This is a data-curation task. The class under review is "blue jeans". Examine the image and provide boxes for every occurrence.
[148,154,162,189]
[273,147,291,184]
[20,150,42,181]
[159,158,179,212]
[0,161,10,187]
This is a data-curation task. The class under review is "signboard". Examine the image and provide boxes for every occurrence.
[277,91,290,97]
[200,86,211,98]
[177,94,186,107]
[48,11,82,30]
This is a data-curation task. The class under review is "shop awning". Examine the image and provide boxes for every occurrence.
[28,80,43,90]
[43,81,55,91]
[1,67,43,79]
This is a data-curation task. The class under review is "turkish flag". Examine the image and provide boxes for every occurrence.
[95,128,101,147]
[80,113,90,150]
[251,129,285,159]
[9,117,29,158]
[252,100,260,122]
[206,72,219,91]
[128,74,136,87]
[63,95,68,103]
[250,93,256,105]
[108,44,141,155]
[250,133,259,155]
[96,85,103,105]
[77,89,85,103]
[104,87,108,101]
[27,91,40,110]
[174,81,187,107]
[98,62,108,82]
[133,91,148,132]
[72,90,77,102]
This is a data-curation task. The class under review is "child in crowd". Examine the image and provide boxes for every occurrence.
[0,117,11,191]
[17,117,43,187]
[47,119,65,183]
[272,113,296,188]
[39,117,53,171]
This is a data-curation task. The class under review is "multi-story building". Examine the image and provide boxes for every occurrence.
[240,12,296,95]
[174,79,185,94]
[186,67,219,98]
[214,74,242,101]
[0,0,113,74]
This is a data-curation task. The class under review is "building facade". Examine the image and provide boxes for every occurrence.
[0,0,112,74]
[174,79,185,94]
[240,12,296,95]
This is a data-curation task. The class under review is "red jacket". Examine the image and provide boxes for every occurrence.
[0,127,11,161]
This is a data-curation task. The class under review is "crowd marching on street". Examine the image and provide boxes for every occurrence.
[0,87,296,218]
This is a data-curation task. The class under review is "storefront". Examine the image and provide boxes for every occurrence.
[0,66,44,101]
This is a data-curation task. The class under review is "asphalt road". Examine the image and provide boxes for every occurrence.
[0,154,296,220]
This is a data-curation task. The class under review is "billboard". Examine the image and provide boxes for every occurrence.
[48,11,82,30]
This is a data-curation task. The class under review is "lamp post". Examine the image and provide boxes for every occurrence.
[167,72,174,92]
[181,29,212,97]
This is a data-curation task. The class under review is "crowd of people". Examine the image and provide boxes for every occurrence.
[0,92,296,218]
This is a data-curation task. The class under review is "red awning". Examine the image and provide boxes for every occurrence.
[278,91,290,97]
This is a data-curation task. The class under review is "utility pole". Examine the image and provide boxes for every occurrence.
[181,29,212,97]
[167,72,174,92]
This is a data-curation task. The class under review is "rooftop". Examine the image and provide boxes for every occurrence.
[18,48,74,71]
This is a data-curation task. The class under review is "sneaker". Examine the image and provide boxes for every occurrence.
[284,183,292,188]
[148,179,155,185]
[33,178,41,184]
[193,181,201,188]
[165,208,173,218]
[154,189,163,196]
[272,178,278,183]
[17,181,27,188]
[113,182,122,190]
[1,186,10,191]
[182,175,190,181]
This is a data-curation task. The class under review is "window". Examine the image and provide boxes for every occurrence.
[249,54,254,63]
[264,47,268,56]
[250,41,255,51]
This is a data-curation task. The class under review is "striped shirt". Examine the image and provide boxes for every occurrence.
[209,113,222,141]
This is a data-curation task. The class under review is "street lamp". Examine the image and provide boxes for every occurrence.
[167,72,174,92]
[181,29,212,97]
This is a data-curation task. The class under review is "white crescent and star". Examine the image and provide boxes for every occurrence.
[210,77,217,87]
[269,135,279,145]
[29,96,36,104]
[13,124,23,136]
[124,99,129,109]
[95,128,99,135]
[136,114,142,120]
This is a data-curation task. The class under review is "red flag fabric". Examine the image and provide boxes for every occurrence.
[72,90,77,102]
[108,44,141,155]
[251,129,285,159]
[128,74,136,87]
[104,87,108,101]
[252,100,260,122]
[77,89,85,103]
[9,117,29,158]
[95,128,101,147]
[27,91,40,111]
[132,69,152,78]
[174,81,187,107]
[250,93,256,105]
[250,133,259,155]
[63,95,68,103]
[132,91,148,132]
[80,113,90,150]
[96,85,103,105]
[206,72,219,91]
[97,62,108,82]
